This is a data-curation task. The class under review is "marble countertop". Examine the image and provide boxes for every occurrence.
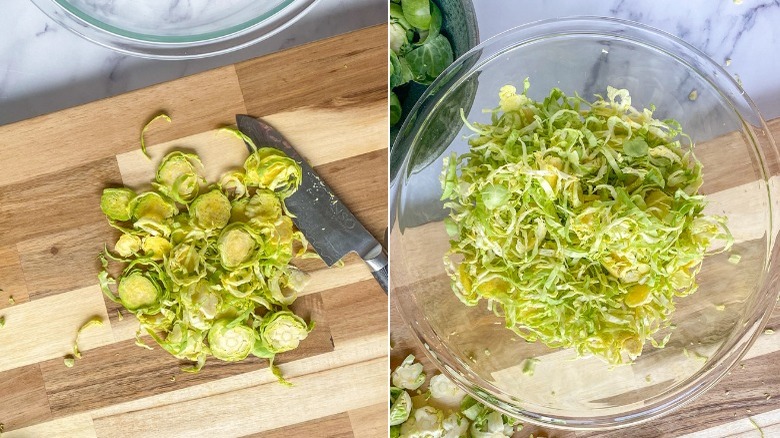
[1,0,779,127]
[475,0,780,120]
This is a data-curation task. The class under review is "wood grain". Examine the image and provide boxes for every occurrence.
[0,156,121,248]
[236,26,386,116]
[0,245,29,310]
[248,412,355,438]
[0,25,388,437]
[348,403,389,438]
[17,222,119,300]
[90,358,386,438]
[323,279,388,349]
[0,66,246,188]
[0,285,113,373]
[0,364,52,431]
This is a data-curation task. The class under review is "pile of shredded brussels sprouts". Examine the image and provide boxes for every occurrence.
[441,81,732,364]
[390,355,520,437]
[99,127,314,382]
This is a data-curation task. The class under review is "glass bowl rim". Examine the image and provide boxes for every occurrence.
[28,0,321,59]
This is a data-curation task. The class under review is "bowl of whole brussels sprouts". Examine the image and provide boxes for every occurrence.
[389,0,478,141]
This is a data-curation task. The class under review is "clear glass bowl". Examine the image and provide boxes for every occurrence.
[29,0,319,59]
[390,17,779,430]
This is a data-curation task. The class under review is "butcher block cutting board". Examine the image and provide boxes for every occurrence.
[391,117,780,438]
[0,25,388,437]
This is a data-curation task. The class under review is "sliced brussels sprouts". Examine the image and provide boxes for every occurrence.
[221,265,260,299]
[244,148,302,198]
[208,319,255,362]
[101,188,137,221]
[245,190,282,223]
[257,310,310,355]
[390,387,413,426]
[137,309,175,333]
[166,241,207,286]
[429,374,466,409]
[154,151,204,203]
[190,189,231,230]
[115,233,142,257]
[98,142,312,377]
[229,198,250,223]
[156,151,202,186]
[142,236,172,260]
[118,271,161,311]
[218,224,257,269]
[156,322,208,371]
[219,170,248,200]
[392,354,426,390]
[132,192,177,222]
[181,281,220,331]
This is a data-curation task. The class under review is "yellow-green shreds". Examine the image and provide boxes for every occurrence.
[99,140,313,381]
[441,81,732,364]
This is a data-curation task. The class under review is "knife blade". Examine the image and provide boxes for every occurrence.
[236,114,388,293]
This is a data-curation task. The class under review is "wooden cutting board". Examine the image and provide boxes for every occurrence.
[0,25,388,438]
[391,117,780,438]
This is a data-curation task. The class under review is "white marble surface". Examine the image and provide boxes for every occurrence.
[0,0,386,126]
[474,0,780,121]
[2,1,779,127]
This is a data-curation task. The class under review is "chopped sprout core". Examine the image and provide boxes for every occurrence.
[441,82,732,364]
[390,355,520,437]
[99,135,313,380]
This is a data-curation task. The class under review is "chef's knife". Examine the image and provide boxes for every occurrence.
[236,115,388,293]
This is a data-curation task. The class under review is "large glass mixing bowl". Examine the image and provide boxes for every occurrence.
[390,17,779,430]
[30,0,319,59]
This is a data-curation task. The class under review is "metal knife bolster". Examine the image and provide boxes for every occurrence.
[363,243,387,272]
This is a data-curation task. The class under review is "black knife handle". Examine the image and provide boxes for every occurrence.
[365,247,388,295]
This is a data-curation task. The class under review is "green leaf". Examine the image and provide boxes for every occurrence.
[390,92,402,126]
[420,0,443,43]
[405,34,454,85]
[390,51,413,89]
[402,0,431,29]
[479,184,509,210]
[624,137,649,157]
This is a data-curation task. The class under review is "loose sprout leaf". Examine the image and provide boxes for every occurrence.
[98,133,312,380]
[64,355,75,368]
[140,113,172,160]
[440,81,732,365]
[220,126,258,153]
[72,316,104,359]
[0,316,5,329]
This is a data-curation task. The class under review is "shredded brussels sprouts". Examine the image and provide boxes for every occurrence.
[99,140,313,381]
[441,82,733,364]
[390,356,520,437]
